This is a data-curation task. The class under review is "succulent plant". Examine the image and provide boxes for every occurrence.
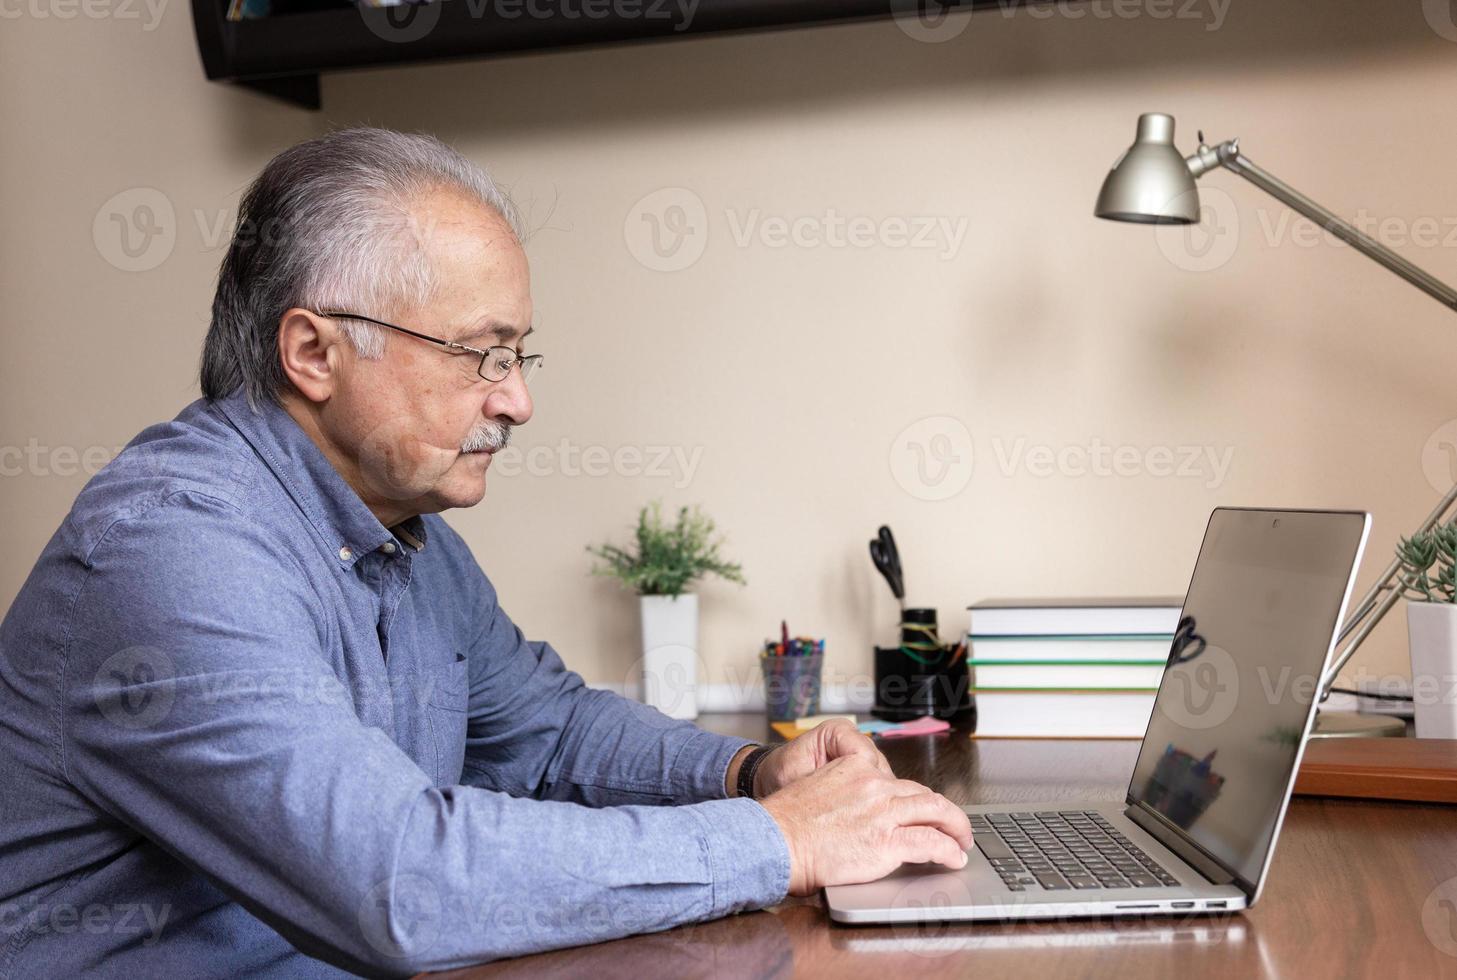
[1396,521,1457,603]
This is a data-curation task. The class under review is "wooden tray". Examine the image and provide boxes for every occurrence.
[1294,737,1457,804]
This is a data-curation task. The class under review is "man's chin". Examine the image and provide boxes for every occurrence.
[433,458,491,510]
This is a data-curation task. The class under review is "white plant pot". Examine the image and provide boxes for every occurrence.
[1406,601,1457,739]
[639,593,699,720]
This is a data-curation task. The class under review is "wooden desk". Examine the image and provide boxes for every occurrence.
[431,714,1457,978]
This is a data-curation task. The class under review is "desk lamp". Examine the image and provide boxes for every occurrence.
[1095,112,1457,737]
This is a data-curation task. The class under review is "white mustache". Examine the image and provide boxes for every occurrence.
[461,420,512,454]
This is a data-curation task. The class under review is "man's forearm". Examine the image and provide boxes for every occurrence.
[475,679,764,806]
[461,636,757,805]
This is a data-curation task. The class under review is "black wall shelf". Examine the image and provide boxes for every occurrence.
[193,0,994,109]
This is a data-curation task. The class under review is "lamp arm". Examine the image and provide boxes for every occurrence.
[1190,139,1457,312]
[1320,483,1457,700]
[1188,138,1457,699]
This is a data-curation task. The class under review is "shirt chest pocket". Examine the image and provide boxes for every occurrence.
[424,655,469,787]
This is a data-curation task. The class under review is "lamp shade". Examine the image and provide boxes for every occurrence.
[1094,113,1199,224]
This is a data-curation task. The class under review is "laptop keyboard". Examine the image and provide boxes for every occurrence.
[968,810,1180,892]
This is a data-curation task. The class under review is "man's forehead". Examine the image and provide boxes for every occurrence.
[416,188,524,269]
[415,195,532,345]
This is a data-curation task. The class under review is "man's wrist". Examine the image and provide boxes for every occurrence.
[734,745,776,800]
[726,744,755,798]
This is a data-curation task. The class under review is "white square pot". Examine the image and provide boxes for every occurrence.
[639,594,699,720]
[1406,601,1457,739]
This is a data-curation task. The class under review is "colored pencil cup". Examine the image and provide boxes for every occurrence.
[761,652,823,722]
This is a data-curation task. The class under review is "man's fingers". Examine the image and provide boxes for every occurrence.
[887,777,937,798]
[890,825,970,871]
[890,792,975,849]
[821,722,891,772]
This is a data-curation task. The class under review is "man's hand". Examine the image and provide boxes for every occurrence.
[755,719,892,797]
[759,753,973,896]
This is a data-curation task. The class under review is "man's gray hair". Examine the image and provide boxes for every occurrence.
[200,127,522,406]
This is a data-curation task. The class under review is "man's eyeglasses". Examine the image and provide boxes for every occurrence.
[318,311,543,384]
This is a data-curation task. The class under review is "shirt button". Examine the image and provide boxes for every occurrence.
[381,541,397,555]
[338,546,353,561]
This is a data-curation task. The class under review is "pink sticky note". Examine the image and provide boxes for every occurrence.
[878,716,951,739]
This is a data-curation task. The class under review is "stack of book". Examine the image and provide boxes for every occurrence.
[966,597,1182,738]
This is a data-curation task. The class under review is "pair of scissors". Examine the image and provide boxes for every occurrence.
[1168,615,1206,664]
[869,525,905,606]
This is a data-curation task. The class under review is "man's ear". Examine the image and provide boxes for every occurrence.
[278,309,343,404]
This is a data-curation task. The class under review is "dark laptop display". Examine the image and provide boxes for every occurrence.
[1128,509,1368,887]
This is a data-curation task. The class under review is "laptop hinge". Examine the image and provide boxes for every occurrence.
[1124,803,1241,890]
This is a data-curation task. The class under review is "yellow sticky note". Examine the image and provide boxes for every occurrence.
[792,714,856,731]
[770,721,802,741]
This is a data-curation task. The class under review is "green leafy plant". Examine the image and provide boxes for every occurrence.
[587,502,746,598]
[1396,519,1457,603]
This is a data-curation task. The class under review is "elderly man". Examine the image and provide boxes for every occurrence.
[0,129,971,978]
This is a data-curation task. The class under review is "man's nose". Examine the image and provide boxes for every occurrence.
[486,366,533,427]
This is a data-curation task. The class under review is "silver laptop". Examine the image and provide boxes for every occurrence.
[827,507,1370,924]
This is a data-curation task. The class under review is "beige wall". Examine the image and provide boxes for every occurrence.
[5,1,1457,699]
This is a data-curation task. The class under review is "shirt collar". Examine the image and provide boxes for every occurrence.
[213,390,427,567]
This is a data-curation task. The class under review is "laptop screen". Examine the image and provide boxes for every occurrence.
[1126,508,1368,889]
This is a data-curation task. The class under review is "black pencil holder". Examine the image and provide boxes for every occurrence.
[872,608,975,723]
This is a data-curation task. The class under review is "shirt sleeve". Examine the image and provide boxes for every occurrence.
[62,492,790,977]
[461,628,757,807]
[425,516,759,808]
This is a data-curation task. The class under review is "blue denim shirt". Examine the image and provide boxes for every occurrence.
[0,391,789,978]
